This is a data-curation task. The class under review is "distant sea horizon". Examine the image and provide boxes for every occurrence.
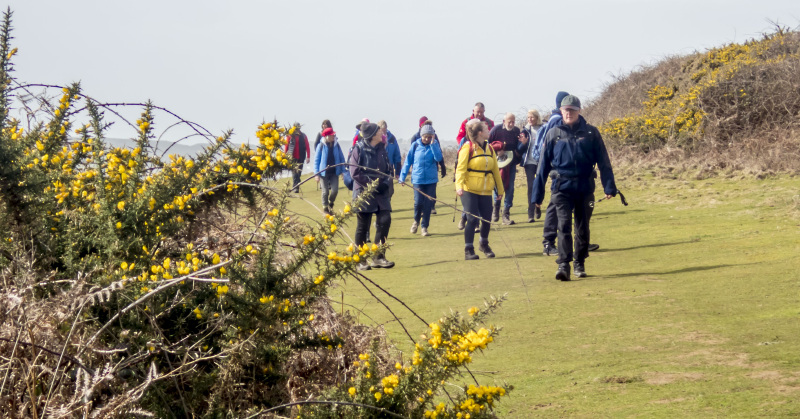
[102,133,431,175]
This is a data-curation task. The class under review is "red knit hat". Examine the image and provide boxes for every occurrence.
[321,127,336,137]
[419,116,428,127]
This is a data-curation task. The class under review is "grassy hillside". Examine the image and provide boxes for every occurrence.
[289,172,800,417]
[583,28,800,173]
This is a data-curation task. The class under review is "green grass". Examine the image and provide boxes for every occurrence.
[288,172,800,417]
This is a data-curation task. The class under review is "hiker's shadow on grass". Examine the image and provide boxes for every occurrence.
[600,239,695,252]
[393,207,413,213]
[594,209,644,217]
[408,259,455,268]
[392,231,466,240]
[594,262,759,280]
[399,249,540,265]
[494,252,539,259]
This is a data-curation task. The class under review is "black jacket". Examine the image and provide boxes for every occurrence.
[349,139,394,213]
[531,116,616,204]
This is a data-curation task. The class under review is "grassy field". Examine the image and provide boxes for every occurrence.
[289,171,800,417]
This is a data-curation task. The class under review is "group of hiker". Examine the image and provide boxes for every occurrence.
[283,91,619,280]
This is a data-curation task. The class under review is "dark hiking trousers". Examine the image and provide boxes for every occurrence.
[461,191,492,247]
[524,164,538,219]
[543,191,595,247]
[356,210,391,251]
[550,190,594,264]
[542,200,558,246]
[291,163,304,192]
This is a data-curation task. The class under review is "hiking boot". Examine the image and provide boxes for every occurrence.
[574,261,587,278]
[588,243,600,252]
[543,243,558,256]
[464,247,479,260]
[478,243,495,258]
[502,209,515,225]
[556,263,571,281]
[356,261,372,271]
[410,221,419,234]
[457,217,466,231]
[370,256,395,269]
[491,203,500,222]
[528,215,536,223]
[535,206,542,220]
[421,227,430,237]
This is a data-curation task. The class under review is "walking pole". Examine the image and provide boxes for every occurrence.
[452,196,457,222]
[590,190,628,207]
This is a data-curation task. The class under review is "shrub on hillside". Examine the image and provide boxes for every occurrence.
[585,28,800,165]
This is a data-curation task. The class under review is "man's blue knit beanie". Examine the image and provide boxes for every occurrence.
[555,91,570,109]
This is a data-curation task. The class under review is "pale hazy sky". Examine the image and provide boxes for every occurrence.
[5,0,799,147]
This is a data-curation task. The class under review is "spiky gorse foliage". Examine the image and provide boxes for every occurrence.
[0,9,511,418]
[301,296,512,419]
[599,29,799,152]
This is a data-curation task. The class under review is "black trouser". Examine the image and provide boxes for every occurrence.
[542,201,558,246]
[550,190,593,264]
[356,210,391,254]
[524,164,538,219]
[460,191,492,247]
[543,191,595,247]
[291,163,304,192]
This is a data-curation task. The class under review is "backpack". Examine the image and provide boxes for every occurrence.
[287,132,307,160]
[342,144,358,191]
[453,139,480,171]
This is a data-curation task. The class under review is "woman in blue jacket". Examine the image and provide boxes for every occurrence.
[399,124,443,236]
[314,127,346,214]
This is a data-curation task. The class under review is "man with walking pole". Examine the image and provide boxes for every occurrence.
[532,95,618,281]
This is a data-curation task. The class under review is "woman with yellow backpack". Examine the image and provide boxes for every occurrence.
[455,119,504,260]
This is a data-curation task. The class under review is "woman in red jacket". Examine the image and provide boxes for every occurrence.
[285,122,310,193]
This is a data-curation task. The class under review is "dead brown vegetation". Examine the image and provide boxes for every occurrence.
[585,28,800,175]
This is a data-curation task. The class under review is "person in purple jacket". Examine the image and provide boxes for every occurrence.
[349,122,395,270]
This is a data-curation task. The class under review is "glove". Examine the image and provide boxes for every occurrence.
[491,141,504,152]
[440,166,447,178]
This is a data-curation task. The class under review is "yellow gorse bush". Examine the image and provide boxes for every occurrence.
[305,296,512,418]
[599,30,795,151]
[0,10,510,418]
[0,10,407,417]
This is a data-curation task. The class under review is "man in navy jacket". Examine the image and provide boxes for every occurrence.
[532,95,617,281]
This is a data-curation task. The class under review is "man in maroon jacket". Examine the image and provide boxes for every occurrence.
[285,123,310,193]
[488,113,520,225]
